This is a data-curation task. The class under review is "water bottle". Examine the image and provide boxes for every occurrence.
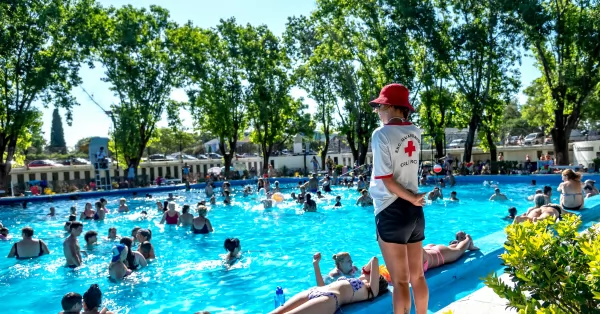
[274,286,285,308]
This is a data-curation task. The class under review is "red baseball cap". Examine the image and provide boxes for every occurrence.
[369,83,414,111]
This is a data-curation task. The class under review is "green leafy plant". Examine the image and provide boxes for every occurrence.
[485,214,600,313]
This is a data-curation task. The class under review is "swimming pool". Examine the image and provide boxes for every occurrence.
[0,181,558,313]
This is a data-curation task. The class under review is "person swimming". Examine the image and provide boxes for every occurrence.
[109,244,131,281]
[118,198,129,213]
[191,206,213,234]
[223,237,241,266]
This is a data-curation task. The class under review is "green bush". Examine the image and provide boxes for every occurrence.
[335,164,343,175]
[485,214,600,313]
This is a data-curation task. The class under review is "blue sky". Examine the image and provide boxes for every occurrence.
[40,0,540,147]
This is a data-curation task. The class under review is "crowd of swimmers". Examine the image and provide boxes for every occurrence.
[1,167,598,313]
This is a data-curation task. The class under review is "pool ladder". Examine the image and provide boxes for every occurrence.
[94,161,112,191]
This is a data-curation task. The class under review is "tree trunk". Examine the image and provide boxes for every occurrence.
[219,140,236,179]
[0,163,11,193]
[345,131,358,162]
[463,115,480,162]
[320,133,330,170]
[485,129,498,174]
[358,141,369,165]
[261,143,271,174]
[435,136,444,159]
[551,127,569,165]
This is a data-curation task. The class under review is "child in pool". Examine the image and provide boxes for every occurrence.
[118,198,129,213]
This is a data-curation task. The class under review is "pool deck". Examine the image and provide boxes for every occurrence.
[435,274,516,314]
[343,192,600,314]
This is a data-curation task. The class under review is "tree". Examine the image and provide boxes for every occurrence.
[147,127,195,156]
[417,0,521,163]
[182,19,247,177]
[97,5,183,169]
[499,99,539,139]
[418,84,456,158]
[285,15,337,170]
[49,108,67,153]
[500,0,600,165]
[521,79,553,133]
[74,137,92,155]
[0,0,102,188]
[239,24,312,172]
[13,109,44,165]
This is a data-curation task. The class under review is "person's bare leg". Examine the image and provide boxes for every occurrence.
[378,237,411,314]
[407,242,429,314]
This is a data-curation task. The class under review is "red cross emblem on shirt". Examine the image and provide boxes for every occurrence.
[405,140,416,157]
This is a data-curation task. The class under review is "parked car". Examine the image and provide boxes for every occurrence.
[241,153,258,158]
[523,132,544,145]
[169,152,198,160]
[585,130,600,141]
[569,130,586,142]
[28,160,63,168]
[507,136,520,145]
[207,153,222,159]
[448,139,466,149]
[148,154,175,161]
[60,158,90,166]
[197,154,208,159]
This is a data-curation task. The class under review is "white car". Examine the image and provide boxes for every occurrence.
[448,139,466,149]
[523,132,544,145]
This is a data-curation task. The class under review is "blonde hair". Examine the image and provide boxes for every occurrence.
[562,169,581,181]
[168,202,176,210]
[197,205,208,217]
[332,252,351,267]
[120,198,126,202]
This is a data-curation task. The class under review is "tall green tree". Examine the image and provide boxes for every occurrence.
[521,79,553,133]
[418,83,456,158]
[411,0,521,163]
[146,127,195,156]
[181,19,247,176]
[0,0,102,187]
[285,15,336,170]
[74,137,92,155]
[97,5,183,169]
[500,0,600,164]
[239,24,312,172]
[310,0,421,165]
[49,108,67,153]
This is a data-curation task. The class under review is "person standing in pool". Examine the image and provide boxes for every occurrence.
[368,83,428,314]
[63,221,83,268]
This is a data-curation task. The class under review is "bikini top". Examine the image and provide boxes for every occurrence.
[13,241,44,260]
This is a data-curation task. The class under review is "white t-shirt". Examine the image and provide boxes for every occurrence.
[369,122,421,215]
[96,150,106,160]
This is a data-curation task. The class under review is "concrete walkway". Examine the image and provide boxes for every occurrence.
[436,274,516,314]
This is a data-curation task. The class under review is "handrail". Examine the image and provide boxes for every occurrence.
[339,164,366,177]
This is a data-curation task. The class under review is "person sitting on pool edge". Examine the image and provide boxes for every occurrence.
[268,254,388,314]
[489,188,508,201]
[558,169,584,210]
[303,193,317,212]
[423,232,479,273]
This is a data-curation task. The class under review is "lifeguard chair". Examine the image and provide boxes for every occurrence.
[89,137,112,191]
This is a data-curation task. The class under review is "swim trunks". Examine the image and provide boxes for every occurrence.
[375,197,425,244]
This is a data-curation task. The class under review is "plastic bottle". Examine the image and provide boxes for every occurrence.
[274,286,285,308]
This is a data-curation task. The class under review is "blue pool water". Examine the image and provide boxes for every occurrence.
[0,181,554,313]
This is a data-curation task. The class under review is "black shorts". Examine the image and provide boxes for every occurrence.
[376,197,425,244]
